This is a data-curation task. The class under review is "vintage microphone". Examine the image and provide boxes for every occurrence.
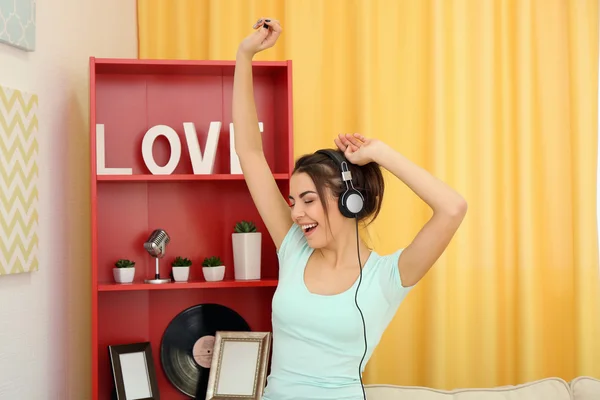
[143,229,172,284]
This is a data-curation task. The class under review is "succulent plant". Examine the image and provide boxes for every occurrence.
[172,256,192,267]
[202,256,223,267]
[114,259,135,268]
[234,220,257,233]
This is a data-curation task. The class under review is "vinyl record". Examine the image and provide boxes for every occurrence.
[160,303,251,398]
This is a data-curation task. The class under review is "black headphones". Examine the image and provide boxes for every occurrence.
[317,148,368,400]
[316,149,365,218]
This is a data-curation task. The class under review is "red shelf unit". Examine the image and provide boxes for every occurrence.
[89,57,293,399]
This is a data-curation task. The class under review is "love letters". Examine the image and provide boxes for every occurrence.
[96,122,263,175]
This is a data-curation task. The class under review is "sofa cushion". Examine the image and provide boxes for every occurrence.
[571,376,600,400]
[365,377,571,400]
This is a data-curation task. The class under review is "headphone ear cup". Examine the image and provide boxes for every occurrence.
[339,190,364,218]
[338,194,354,218]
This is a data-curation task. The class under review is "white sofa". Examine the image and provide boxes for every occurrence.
[365,376,600,399]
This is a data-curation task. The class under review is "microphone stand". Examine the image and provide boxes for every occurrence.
[145,257,171,284]
[144,230,172,284]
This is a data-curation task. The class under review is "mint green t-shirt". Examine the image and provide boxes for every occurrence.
[262,223,414,400]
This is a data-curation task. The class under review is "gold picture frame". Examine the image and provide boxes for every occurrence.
[206,331,272,400]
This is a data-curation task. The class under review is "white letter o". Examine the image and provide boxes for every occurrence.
[142,125,181,175]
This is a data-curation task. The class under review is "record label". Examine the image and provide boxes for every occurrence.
[193,335,215,368]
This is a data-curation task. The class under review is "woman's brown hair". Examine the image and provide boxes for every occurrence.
[292,148,385,226]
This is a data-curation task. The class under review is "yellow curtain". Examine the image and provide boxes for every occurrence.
[137,0,600,390]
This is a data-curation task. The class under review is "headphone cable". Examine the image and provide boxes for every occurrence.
[355,216,367,400]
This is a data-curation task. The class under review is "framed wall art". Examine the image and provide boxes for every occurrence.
[0,0,36,51]
[0,83,39,275]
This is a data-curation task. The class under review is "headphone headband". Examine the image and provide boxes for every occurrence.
[315,149,365,218]
[316,149,346,167]
[316,149,353,182]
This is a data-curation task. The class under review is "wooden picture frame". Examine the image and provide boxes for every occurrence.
[206,331,272,399]
[108,342,160,400]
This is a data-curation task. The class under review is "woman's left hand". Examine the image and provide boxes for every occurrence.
[334,133,381,166]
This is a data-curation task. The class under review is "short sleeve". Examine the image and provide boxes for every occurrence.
[276,223,308,263]
[377,248,415,307]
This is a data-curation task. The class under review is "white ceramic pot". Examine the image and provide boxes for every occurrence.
[232,232,262,280]
[172,266,190,282]
[113,267,135,283]
[202,265,225,281]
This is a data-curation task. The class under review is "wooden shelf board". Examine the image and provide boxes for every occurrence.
[97,278,279,291]
[91,57,290,76]
[96,173,289,182]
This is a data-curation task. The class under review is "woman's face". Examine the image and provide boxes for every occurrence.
[289,172,345,249]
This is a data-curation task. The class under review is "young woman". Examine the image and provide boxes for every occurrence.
[233,17,467,400]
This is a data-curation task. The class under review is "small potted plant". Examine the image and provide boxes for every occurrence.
[171,256,192,282]
[201,256,225,282]
[113,259,135,283]
[232,220,262,280]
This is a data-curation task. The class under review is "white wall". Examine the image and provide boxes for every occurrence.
[0,1,137,399]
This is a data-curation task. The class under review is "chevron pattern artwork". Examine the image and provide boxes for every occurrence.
[0,84,38,275]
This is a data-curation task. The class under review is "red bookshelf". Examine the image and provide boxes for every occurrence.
[89,57,293,399]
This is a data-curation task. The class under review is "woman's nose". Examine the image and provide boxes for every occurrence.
[291,206,304,220]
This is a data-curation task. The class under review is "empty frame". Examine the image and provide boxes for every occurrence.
[206,331,272,400]
[108,342,160,400]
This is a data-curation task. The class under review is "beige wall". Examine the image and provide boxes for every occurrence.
[0,1,137,398]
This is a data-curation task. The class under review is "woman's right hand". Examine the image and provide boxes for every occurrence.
[237,18,282,58]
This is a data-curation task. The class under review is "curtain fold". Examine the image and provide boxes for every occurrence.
[137,0,600,389]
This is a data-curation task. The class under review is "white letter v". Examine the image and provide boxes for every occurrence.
[184,121,221,174]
